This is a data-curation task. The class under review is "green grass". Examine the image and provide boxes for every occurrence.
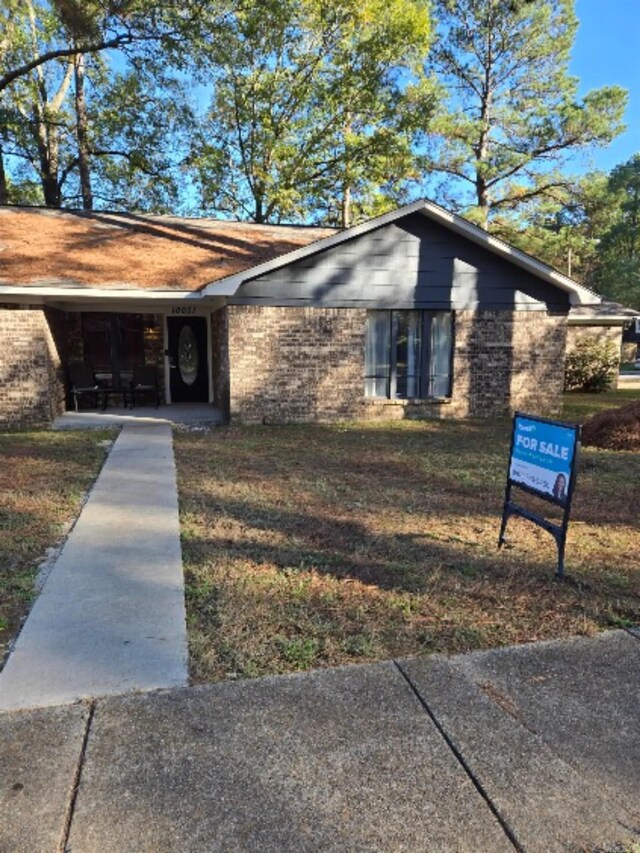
[0,430,113,663]
[174,389,640,684]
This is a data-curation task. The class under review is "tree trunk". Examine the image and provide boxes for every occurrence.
[33,111,61,206]
[341,184,351,229]
[0,142,8,205]
[341,115,352,228]
[74,52,93,209]
[474,24,493,230]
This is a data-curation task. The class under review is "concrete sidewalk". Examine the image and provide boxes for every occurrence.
[2,631,639,852]
[0,424,188,712]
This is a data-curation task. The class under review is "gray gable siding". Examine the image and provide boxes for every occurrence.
[230,212,570,311]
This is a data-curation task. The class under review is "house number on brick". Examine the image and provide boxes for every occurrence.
[171,306,198,315]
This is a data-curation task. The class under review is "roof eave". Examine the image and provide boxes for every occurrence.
[0,284,204,301]
[567,315,637,326]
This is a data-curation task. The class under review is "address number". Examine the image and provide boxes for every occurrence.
[171,306,198,315]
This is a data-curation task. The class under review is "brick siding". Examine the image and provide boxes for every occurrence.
[211,308,230,417]
[228,306,366,422]
[0,306,65,427]
[226,306,567,423]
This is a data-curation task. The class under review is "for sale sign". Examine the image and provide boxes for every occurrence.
[509,415,578,505]
[499,413,581,578]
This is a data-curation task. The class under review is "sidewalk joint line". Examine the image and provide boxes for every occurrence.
[58,700,96,853]
[393,661,524,853]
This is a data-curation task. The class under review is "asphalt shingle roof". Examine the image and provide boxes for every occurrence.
[0,207,336,291]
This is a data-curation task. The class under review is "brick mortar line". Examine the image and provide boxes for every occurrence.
[393,660,524,853]
[58,700,96,853]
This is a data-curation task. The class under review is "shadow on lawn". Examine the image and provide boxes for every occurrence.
[182,490,635,607]
[178,422,640,614]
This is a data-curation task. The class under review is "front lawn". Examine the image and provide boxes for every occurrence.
[175,390,640,683]
[0,430,112,664]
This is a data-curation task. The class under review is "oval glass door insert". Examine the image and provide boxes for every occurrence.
[178,324,198,386]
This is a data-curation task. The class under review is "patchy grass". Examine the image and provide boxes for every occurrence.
[0,430,113,663]
[562,389,640,422]
[175,395,640,684]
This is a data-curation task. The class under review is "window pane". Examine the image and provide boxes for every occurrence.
[395,310,422,398]
[118,314,145,370]
[82,313,111,371]
[365,311,391,397]
[429,312,452,397]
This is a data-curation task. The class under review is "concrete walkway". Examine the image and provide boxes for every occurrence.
[0,424,188,712]
[1,631,639,852]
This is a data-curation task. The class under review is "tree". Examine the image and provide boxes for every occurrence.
[491,171,621,282]
[0,0,197,209]
[188,0,434,225]
[0,0,208,94]
[426,0,627,229]
[591,154,640,309]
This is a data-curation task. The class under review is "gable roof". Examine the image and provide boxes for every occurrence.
[0,200,601,306]
[0,207,335,292]
[201,199,600,306]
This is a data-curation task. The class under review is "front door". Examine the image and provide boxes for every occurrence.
[167,316,209,403]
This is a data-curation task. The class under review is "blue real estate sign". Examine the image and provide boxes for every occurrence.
[509,415,578,506]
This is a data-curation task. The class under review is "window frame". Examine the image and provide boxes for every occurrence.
[364,309,454,401]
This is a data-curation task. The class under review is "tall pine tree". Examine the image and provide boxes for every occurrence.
[426,0,627,229]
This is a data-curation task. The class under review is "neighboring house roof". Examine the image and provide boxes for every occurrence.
[0,199,599,305]
[202,198,601,306]
[568,301,640,325]
[0,207,336,292]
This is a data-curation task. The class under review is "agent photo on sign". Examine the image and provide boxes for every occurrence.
[553,473,567,503]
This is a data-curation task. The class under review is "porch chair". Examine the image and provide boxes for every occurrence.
[129,365,160,409]
[68,364,105,412]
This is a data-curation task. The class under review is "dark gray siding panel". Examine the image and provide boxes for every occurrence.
[231,212,571,311]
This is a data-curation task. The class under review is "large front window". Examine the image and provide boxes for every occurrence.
[365,310,453,399]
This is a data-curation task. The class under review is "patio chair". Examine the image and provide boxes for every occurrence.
[129,365,160,408]
[68,364,105,412]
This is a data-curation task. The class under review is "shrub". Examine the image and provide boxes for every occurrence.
[564,339,619,392]
[582,401,640,451]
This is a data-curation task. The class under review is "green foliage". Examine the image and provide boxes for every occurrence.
[491,171,622,282]
[590,154,640,309]
[564,339,619,393]
[0,0,195,209]
[426,0,627,227]
[188,0,435,224]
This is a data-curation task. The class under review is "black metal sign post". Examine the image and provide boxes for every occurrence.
[498,413,581,579]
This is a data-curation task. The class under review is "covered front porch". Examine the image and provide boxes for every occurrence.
[47,301,226,415]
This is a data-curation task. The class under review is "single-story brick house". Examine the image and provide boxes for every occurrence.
[0,199,611,428]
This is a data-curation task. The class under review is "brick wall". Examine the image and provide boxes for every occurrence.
[228,306,366,422]
[454,310,567,418]
[227,306,568,423]
[0,306,65,427]
[211,307,230,417]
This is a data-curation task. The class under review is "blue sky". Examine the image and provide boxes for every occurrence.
[571,0,640,172]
